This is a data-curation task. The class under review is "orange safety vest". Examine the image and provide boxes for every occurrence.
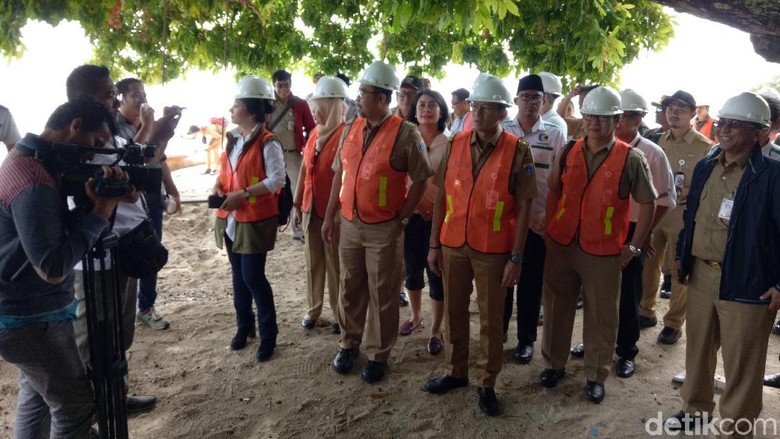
[440,130,519,254]
[695,117,716,142]
[302,124,345,220]
[339,116,407,223]
[547,138,632,256]
[216,130,279,222]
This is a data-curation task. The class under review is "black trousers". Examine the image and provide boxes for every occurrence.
[615,222,644,360]
[502,231,545,345]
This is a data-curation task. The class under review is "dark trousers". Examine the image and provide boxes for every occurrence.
[503,231,545,345]
[225,237,278,342]
[137,206,163,311]
[616,222,644,360]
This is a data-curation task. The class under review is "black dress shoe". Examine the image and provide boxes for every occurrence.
[657,326,682,345]
[230,328,253,351]
[664,410,706,432]
[361,360,386,384]
[256,340,275,362]
[332,348,359,374]
[540,368,565,388]
[764,372,780,388]
[660,289,671,299]
[570,343,585,358]
[301,317,316,329]
[477,387,499,416]
[423,375,469,394]
[638,315,658,329]
[126,395,157,414]
[399,291,409,307]
[513,343,534,364]
[773,320,780,336]
[584,380,605,404]
[616,357,635,378]
[331,323,341,335]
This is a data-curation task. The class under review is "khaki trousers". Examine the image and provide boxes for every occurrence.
[640,208,688,329]
[681,259,776,431]
[303,212,340,322]
[542,238,621,383]
[442,245,507,388]
[337,215,404,363]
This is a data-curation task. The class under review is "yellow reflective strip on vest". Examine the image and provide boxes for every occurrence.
[493,201,504,232]
[604,206,614,235]
[445,194,454,223]
[378,176,388,207]
[248,176,259,203]
[555,194,566,220]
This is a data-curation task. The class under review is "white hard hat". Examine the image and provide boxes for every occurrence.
[718,92,771,127]
[468,75,512,107]
[358,61,400,91]
[620,89,648,112]
[581,86,622,116]
[235,75,274,100]
[539,72,563,96]
[310,76,349,100]
[472,72,491,91]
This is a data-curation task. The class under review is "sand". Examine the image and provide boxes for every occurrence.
[1,164,780,438]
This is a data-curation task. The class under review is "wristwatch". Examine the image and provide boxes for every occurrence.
[243,187,251,198]
[397,214,409,226]
[628,244,642,257]
[510,254,524,265]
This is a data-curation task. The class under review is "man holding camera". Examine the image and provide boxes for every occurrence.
[0,99,126,438]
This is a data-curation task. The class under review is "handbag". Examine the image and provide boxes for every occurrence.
[117,219,169,278]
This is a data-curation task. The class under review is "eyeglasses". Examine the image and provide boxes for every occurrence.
[469,102,501,112]
[714,118,760,130]
[621,111,644,119]
[655,107,665,113]
[516,94,543,103]
[582,114,615,122]
[357,89,381,98]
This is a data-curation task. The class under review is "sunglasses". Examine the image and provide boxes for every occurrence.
[714,119,760,130]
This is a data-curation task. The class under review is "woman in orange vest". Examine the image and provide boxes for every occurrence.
[211,76,286,361]
[292,77,349,334]
[398,90,449,355]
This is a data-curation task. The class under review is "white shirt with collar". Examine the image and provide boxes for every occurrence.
[762,138,780,161]
[501,115,564,235]
[626,132,677,221]
[541,108,568,140]
[225,124,285,241]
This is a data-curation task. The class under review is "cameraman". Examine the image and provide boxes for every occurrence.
[0,99,126,438]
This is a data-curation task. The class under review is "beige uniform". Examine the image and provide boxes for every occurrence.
[434,128,537,387]
[542,140,656,383]
[640,128,713,329]
[332,113,433,362]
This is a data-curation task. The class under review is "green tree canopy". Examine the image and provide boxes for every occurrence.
[0,0,673,87]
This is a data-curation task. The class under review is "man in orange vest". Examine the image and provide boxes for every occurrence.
[423,74,536,416]
[693,104,717,143]
[321,61,433,384]
[541,86,657,404]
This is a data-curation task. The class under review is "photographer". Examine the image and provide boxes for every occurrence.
[0,99,126,438]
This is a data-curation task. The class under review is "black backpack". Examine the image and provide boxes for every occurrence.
[277,173,293,226]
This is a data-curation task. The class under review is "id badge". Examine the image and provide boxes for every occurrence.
[674,171,685,189]
[287,121,295,131]
[485,190,499,209]
[718,198,733,220]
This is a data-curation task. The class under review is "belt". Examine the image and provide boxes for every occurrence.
[698,258,721,269]
[283,149,297,153]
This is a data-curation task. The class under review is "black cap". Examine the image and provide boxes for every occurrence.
[651,95,669,107]
[661,90,696,110]
[517,74,544,94]
[401,75,423,90]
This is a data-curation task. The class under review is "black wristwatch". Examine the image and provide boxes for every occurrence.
[397,214,409,226]
[510,254,524,265]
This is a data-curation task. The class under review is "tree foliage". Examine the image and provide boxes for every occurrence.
[0,0,673,87]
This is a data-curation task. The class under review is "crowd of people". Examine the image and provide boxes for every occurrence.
[1,57,780,438]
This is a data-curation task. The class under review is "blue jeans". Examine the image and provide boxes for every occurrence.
[225,237,278,342]
[137,206,163,312]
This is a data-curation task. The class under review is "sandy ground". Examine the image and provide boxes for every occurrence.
[2,164,780,438]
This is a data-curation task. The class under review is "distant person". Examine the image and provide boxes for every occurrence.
[392,75,422,120]
[0,105,21,151]
[448,88,472,135]
[693,104,717,143]
[203,117,226,175]
[269,69,316,242]
[538,72,567,138]
[304,72,325,102]
[643,96,671,145]
[556,83,599,140]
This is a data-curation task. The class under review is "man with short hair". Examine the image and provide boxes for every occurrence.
[322,61,432,385]
[392,75,422,120]
[0,105,21,151]
[500,74,564,365]
[424,74,535,416]
[538,72,567,138]
[693,104,717,142]
[644,96,671,145]
[640,90,713,346]
[542,86,656,404]
[448,88,473,135]
[665,92,780,435]
[0,98,123,438]
[269,69,316,241]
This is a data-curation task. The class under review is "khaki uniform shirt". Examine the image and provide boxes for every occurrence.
[579,140,658,204]
[270,99,298,151]
[332,112,433,184]
[691,150,749,263]
[659,128,713,205]
[434,127,538,200]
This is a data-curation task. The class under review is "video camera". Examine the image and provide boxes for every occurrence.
[27,138,163,200]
